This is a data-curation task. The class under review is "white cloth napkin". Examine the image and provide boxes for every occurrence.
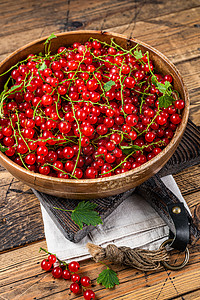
[40,175,190,262]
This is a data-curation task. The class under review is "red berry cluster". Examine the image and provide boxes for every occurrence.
[41,251,95,299]
[0,38,185,179]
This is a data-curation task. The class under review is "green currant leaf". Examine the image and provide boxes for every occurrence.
[151,76,171,94]
[44,33,57,45]
[37,61,47,71]
[133,49,143,60]
[71,201,103,230]
[0,143,8,153]
[103,80,115,92]
[121,144,142,155]
[159,94,175,108]
[164,81,171,89]
[97,267,119,289]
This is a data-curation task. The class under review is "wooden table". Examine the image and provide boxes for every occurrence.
[0,1,200,299]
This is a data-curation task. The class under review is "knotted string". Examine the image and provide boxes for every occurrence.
[87,243,170,271]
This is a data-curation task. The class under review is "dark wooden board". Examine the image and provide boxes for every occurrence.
[33,119,200,243]
[0,178,44,251]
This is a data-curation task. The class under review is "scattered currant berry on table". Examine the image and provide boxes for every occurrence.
[52,266,62,278]
[48,254,57,264]
[68,261,80,272]
[83,289,96,300]
[71,273,81,283]
[62,269,71,280]
[70,282,80,294]
[41,259,52,271]
[81,276,91,287]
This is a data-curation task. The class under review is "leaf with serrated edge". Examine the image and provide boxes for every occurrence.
[97,268,119,289]
[164,81,171,89]
[151,76,171,94]
[103,80,115,92]
[38,61,47,71]
[159,95,175,108]
[0,143,8,153]
[71,201,103,230]
[134,49,143,60]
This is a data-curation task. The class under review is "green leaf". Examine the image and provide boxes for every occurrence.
[133,48,143,60]
[164,81,171,89]
[38,61,47,71]
[121,144,142,155]
[103,80,115,92]
[156,82,168,94]
[97,267,119,289]
[71,201,103,230]
[44,33,57,45]
[159,94,175,108]
[151,76,171,94]
[0,143,8,153]
[121,145,141,150]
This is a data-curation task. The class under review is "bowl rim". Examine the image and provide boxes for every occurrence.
[0,30,190,185]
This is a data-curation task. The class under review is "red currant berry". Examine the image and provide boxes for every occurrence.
[41,259,52,271]
[170,113,181,124]
[174,99,185,110]
[70,282,80,294]
[71,273,81,283]
[68,261,80,272]
[83,289,96,300]
[48,254,57,264]
[81,276,91,287]
[62,269,71,280]
[52,266,62,279]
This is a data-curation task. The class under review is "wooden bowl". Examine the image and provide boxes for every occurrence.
[0,31,189,199]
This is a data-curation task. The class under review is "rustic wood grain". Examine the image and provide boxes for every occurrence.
[0,240,200,300]
[0,173,45,252]
[0,1,200,62]
[0,0,200,299]
[0,163,200,299]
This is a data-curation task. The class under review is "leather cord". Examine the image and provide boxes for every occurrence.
[136,175,191,251]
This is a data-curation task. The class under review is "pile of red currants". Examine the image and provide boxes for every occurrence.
[41,251,95,299]
[0,37,185,179]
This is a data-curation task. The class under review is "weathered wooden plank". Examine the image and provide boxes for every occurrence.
[174,165,200,195]
[0,240,200,300]
[107,6,200,64]
[0,2,200,63]
[175,58,200,126]
[1,0,199,36]
[0,175,44,252]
